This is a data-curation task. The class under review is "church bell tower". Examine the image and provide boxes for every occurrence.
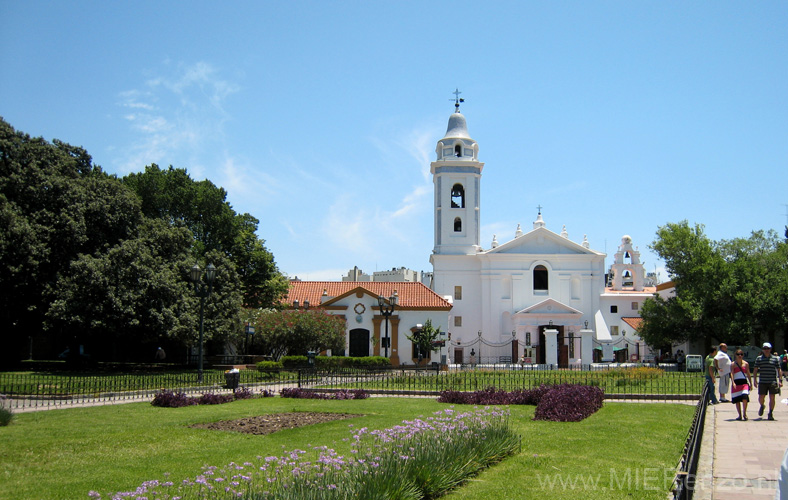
[432,91,484,255]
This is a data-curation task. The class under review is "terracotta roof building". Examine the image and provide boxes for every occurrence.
[283,281,452,366]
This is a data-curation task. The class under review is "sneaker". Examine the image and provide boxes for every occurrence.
[768,413,775,421]
[744,415,748,421]
[759,405,765,416]
[735,416,742,421]
[720,398,729,403]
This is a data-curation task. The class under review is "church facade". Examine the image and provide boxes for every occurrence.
[430,104,656,366]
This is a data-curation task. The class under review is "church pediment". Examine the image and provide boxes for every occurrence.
[485,227,602,256]
[515,298,583,316]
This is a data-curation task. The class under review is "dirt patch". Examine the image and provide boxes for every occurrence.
[191,412,362,436]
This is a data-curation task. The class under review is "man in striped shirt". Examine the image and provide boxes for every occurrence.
[753,342,783,421]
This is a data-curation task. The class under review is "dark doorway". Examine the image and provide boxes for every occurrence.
[538,325,568,367]
[349,329,370,357]
[454,348,463,364]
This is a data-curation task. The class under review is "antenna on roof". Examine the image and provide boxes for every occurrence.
[450,88,465,112]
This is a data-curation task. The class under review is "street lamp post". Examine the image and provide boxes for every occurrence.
[190,263,216,383]
[477,330,482,365]
[244,323,255,356]
[377,292,398,358]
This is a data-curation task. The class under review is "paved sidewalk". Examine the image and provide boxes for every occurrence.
[696,397,787,499]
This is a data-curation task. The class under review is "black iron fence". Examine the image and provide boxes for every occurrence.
[1,364,705,411]
[671,376,710,500]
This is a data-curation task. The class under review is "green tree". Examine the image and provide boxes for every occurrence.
[249,309,346,360]
[0,119,142,362]
[122,164,288,309]
[406,319,443,362]
[641,221,788,349]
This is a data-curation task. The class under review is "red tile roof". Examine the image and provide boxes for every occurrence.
[284,281,452,310]
[622,317,643,331]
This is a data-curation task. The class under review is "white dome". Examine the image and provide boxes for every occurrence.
[443,113,471,140]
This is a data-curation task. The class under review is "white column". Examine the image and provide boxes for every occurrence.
[544,328,559,367]
[580,328,594,367]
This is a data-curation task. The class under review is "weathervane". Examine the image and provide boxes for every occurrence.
[451,88,464,111]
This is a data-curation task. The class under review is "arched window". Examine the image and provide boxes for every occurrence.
[533,265,548,291]
[451,184,465,208]
[454,144,462,157]
[454,217,462,232]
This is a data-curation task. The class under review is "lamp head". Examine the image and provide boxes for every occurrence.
[205,263,216,284]
[190,264,201,283]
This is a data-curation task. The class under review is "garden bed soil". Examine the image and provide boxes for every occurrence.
[191,412,361,435]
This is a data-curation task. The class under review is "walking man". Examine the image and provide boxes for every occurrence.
[753,342,783,421]
[714,343,732,402]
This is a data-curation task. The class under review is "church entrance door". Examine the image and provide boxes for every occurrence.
[454,348,463,365]
[538,325,568,367]
[349,329,370,357]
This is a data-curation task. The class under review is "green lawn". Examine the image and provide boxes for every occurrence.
[0,398,695,499]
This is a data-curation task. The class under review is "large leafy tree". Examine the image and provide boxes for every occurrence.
[249,309,346,360]
[0,119,279,363]
[122,164,288,309]
[0,119,142,362]
[640,221,787,348]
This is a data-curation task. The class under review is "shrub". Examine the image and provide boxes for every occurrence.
[533,384,604,422]
[151,388,255,407]
[233,387,253,400]
[151,391,196,408]
[314,356,342,369]
[437,385,552,406]
[280,388,369,400]
[259,389,275,398]
[344,356,390,367]
[280,355,308,368]
[333,389,370,400]
[256,360,283,371]
[197,393,234,405]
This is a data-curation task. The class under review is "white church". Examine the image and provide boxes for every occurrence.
[286,100,662,367]
[429,101,658,366]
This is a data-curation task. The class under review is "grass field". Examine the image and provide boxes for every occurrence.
[0,397,695,499]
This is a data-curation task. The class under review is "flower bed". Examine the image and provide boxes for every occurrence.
[279,388,369,400]
[151,387,253,408]
[92,406,520,499]
[437,384,604,422]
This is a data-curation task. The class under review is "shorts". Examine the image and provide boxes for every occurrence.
[758,382,781,396]
[718,374,731,394]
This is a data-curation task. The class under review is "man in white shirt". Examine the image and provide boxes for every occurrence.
[714,343,732,402]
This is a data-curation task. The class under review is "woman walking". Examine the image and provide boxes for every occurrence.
[730,349,754,421]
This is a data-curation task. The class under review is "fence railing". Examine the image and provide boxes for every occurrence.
[1,364,705,411]
[671,375,710,500]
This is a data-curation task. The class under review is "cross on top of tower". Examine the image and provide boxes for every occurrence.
[451,88,465,112]
[536,204,543,215]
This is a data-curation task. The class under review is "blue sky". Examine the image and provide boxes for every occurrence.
[2,2,787,282]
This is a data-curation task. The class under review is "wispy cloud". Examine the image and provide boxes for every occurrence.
[112,61,240,175]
